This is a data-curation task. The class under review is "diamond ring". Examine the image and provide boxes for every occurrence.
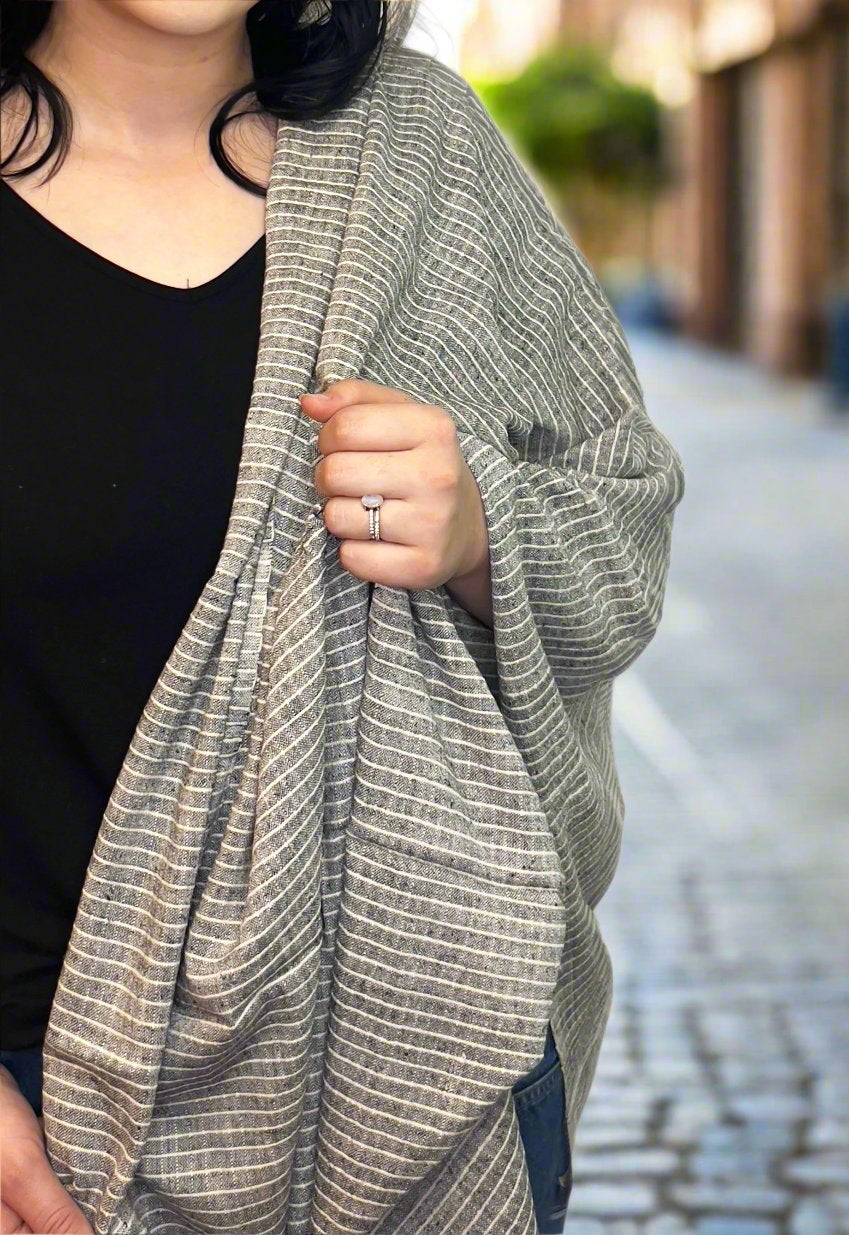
[361,493,383,541]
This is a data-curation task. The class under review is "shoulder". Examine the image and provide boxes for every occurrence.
[371,47,551,211]
[374,45,475,106]
[370,46,495,155]
[365,46,579,292]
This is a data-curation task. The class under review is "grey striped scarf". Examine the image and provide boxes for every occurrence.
[41,14,686,1234]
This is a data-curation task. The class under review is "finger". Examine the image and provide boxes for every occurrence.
[316,378,415,407]
[338,539,439,592]
[314,450,417,502]
[299,379,415,424]
[3,1154,94,1235]
[312,402,436,456]
[1,1198,33,1233]
[323,496,429,546]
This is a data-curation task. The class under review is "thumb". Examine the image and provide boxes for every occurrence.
[1,1197,33,1233]
[6,1153,94,1235]
[298,390,339,421]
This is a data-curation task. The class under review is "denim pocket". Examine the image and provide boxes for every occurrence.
[512,1026,572,1234]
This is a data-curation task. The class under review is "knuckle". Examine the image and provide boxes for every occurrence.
[331,411,357,449]
[419,507,450,545]
[330,379,359,403]
[33,1205,83,1234]
[424,496,452,528]
[322,455,344,490]
[322,497,344,535]
[338,541,362,577]
[4,1214,32,1233]
[429,462,459,493]
[432,409,458,442]
[412,550,440,589]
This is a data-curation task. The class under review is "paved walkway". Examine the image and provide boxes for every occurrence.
[563,334,849,1235]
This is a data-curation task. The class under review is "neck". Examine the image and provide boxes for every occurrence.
[25,1,254,161]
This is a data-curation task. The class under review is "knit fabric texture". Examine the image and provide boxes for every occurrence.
[40,22,686,1235]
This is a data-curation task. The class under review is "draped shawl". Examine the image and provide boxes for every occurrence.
[40,15,686,1234]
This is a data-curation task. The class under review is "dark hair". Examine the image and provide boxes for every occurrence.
[0,0,418,194]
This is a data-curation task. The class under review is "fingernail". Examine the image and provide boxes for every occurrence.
[303,391,332,404]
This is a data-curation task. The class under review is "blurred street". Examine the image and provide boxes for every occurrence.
[565,332,849,1235]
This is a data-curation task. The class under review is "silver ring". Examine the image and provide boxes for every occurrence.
[361,493,383,541]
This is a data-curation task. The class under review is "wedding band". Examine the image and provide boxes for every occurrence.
[361,493,383,541]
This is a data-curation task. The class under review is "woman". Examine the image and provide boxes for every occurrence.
[0,2,685,1233]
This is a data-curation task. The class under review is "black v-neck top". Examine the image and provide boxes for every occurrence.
[0,177,267,1049]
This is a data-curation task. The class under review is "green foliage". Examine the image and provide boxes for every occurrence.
[471,41,666,195]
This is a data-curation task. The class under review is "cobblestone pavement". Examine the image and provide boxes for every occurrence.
[562,334,849,1234]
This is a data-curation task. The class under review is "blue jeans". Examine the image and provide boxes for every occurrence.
[511,1021,572,1233]
[1,1027,572,1232]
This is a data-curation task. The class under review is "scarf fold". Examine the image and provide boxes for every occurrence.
[41,31,685,1235]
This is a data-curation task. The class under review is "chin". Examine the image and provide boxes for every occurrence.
[108,0,258,36]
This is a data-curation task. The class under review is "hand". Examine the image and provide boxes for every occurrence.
[299,380,491,594]
[0,1065,94,1234]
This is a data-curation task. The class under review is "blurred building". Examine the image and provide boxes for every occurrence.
[404,0,479,73]
[462,0,849,377]
[680,0,847,375]
[460,0,562,77]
